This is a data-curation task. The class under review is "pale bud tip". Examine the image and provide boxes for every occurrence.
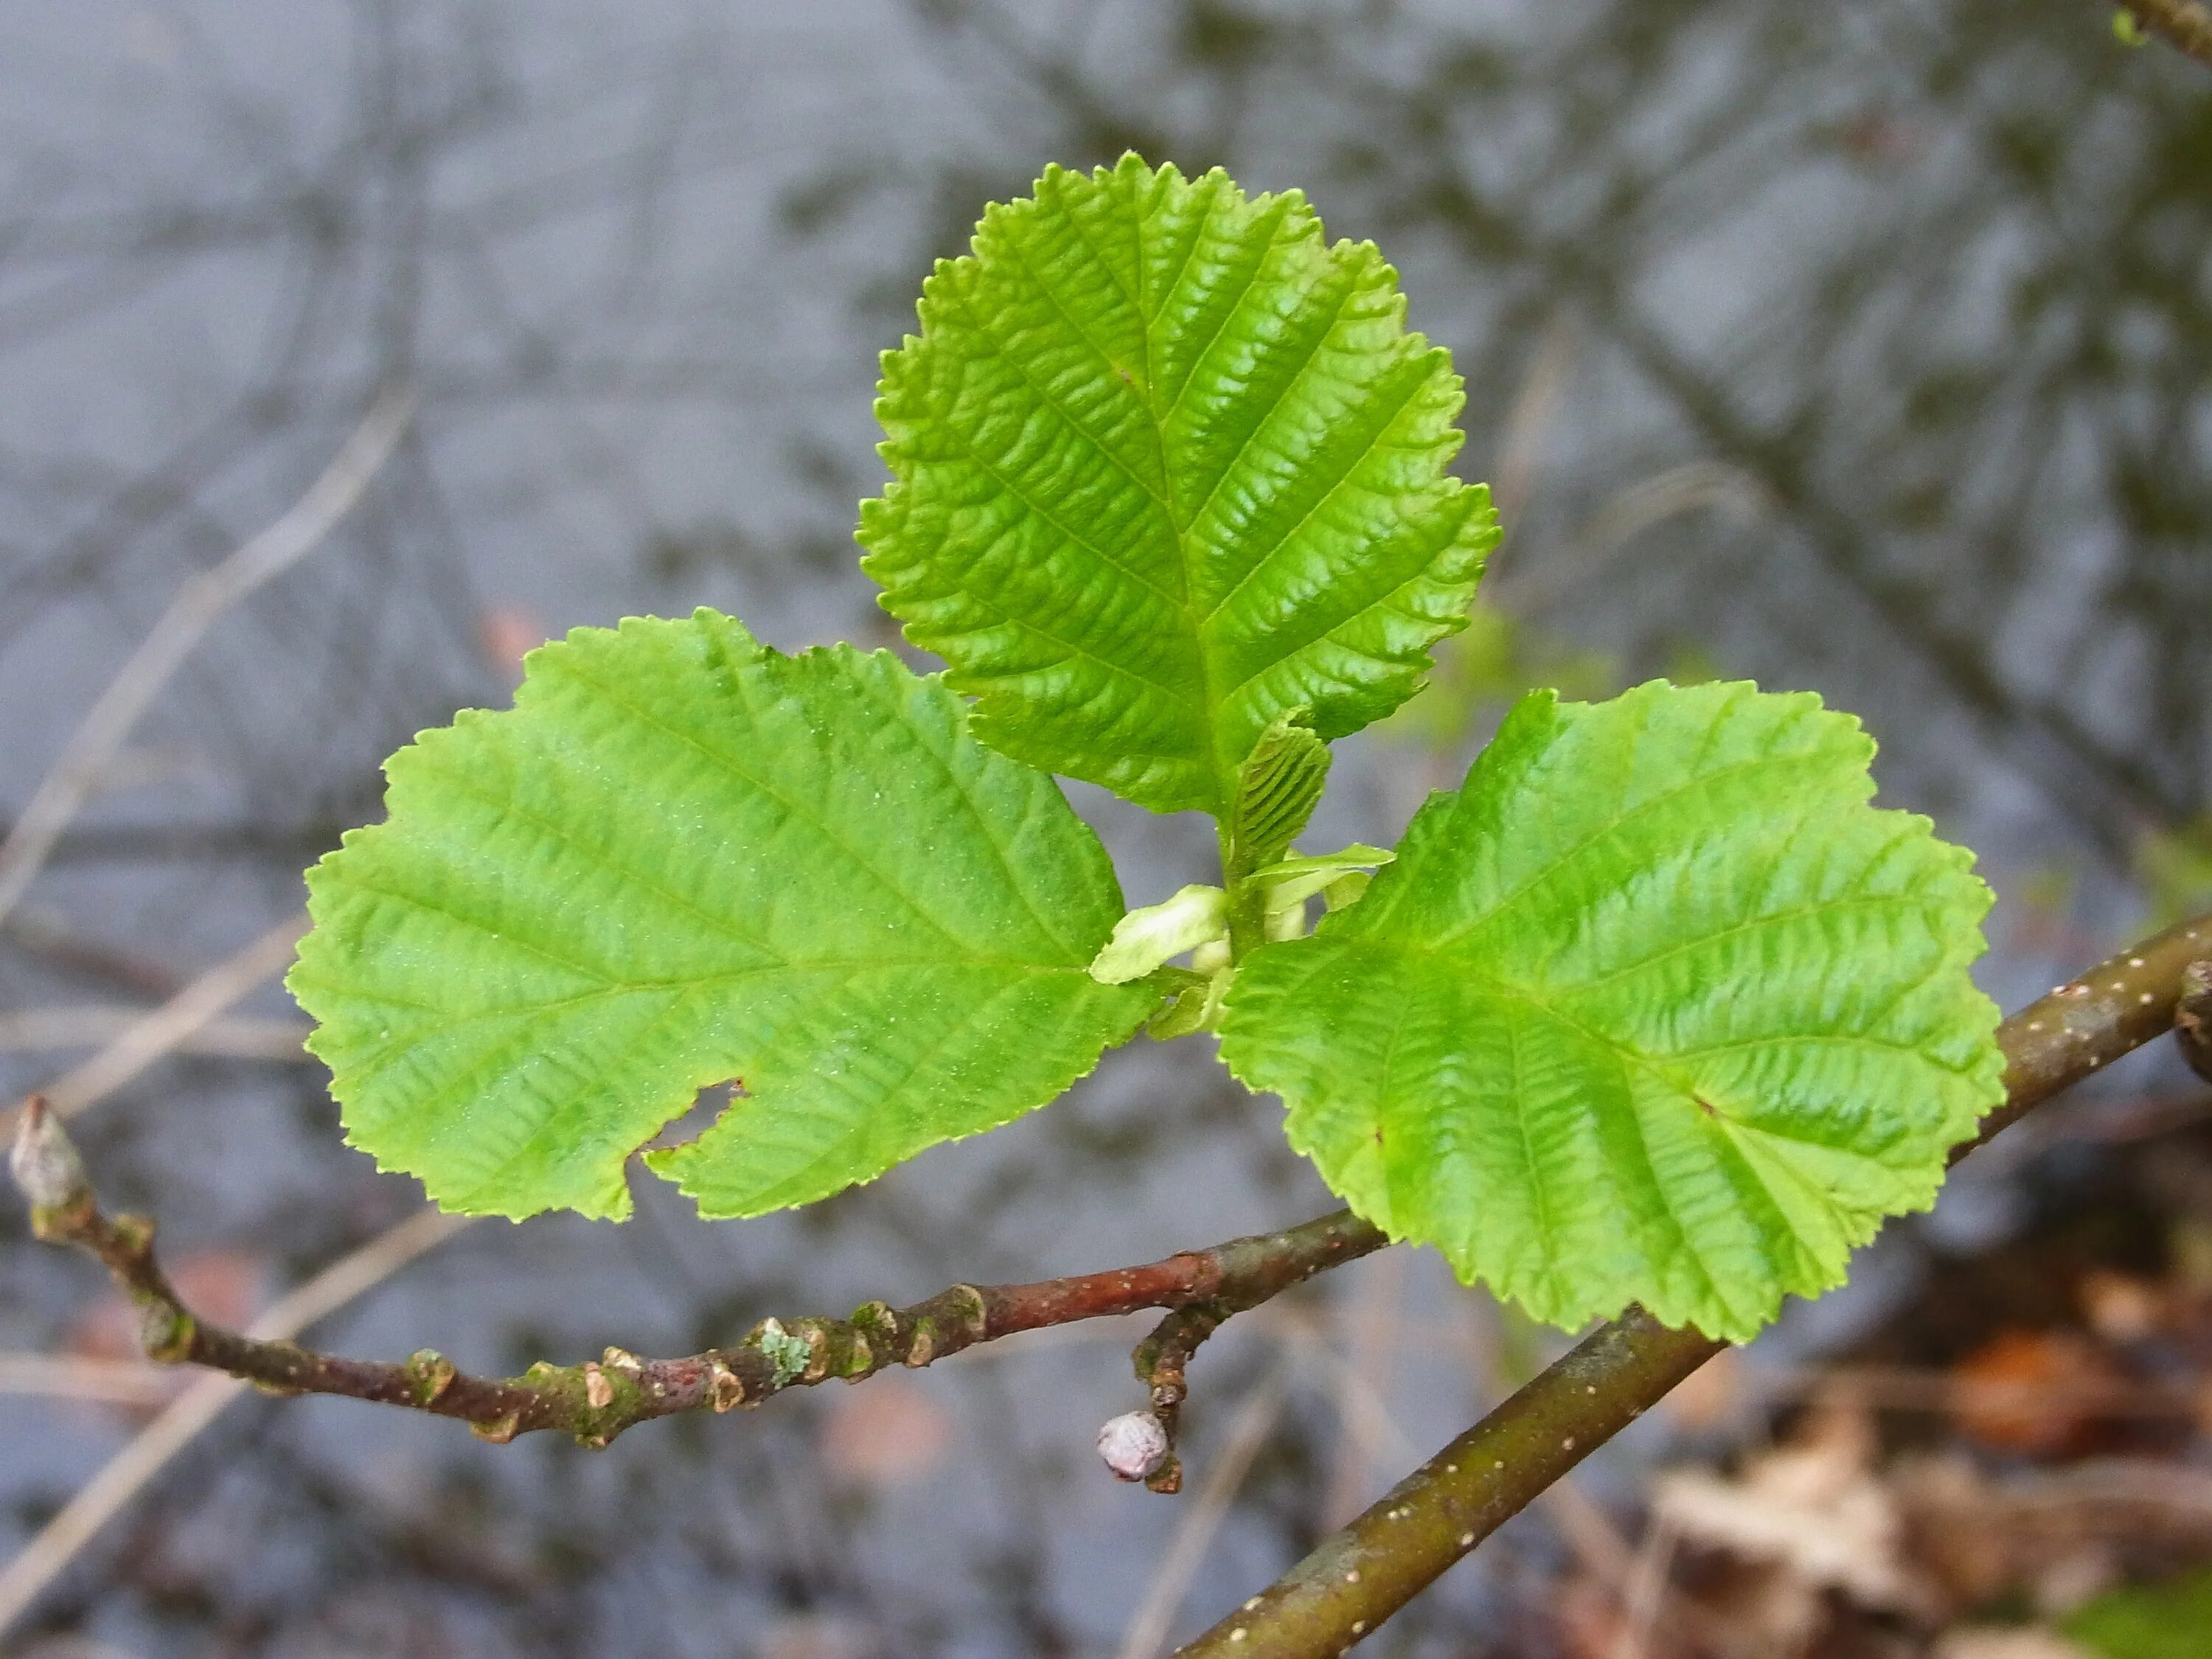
[1096,1410,1172,1482]
[10,1096,89,1212]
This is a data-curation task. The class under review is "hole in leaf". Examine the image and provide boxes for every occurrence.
[643,1079,745,1152]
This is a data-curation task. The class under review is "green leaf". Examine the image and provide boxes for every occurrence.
[860,153,1497,817]
[289,611,1152,1222]
[1321,870,1371,911]
[1217,681,2003,1341]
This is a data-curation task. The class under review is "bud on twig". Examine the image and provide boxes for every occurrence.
[1096,1410,1172,1482]
[10,1096,89,1216]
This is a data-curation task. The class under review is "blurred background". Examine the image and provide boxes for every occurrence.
[0,2,2208,1655]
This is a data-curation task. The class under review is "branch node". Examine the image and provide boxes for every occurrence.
[904,1320,939,1368]
[405,1348,458,1405]
[707,1358,745,1412]
[2111,0,2212,70]
[470,1411,521,1444]
[601,1345,644,1378]
[947,1284,990,1346]
[139,1301,195,1364]
[582,1360,613,1410]
[110,1213,156,1256]
[786,1317,838,1383]
[848,1298,897,1335]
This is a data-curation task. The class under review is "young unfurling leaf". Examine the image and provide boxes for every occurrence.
[1089,883,1229,984]
[1234,709,1332,872]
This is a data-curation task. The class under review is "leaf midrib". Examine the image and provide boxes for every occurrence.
[1121,191,1225,810]
[1131,192,1374,810]
[1009,179,1373,813]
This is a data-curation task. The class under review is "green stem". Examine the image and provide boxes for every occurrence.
[1129,1211,1391,1492]
[1219,820,1266,961]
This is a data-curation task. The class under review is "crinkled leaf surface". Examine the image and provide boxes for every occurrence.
[1236,709,1332,871]
[290,611,1152,1222]
[860,153,1497,816]
[1219,681,2003,1340]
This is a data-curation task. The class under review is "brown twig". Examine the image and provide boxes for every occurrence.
[0,1206,468,1637]
[0,914,309,1143]
[1176,911,2212,1656]
[0,1005,313,1062]
[0,1354,178,1407]
[9,1108,1384,1452]
[1115,1212,1388,1494]
[2110,0,2212,68]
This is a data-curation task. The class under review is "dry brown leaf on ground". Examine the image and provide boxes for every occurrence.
[1653,1402,1931,1619]
[1950,1329,2129,1458]
[1896,1453,2212,1621]
[2076,1270,2168,1344]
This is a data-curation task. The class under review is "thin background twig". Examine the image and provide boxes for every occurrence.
[0,386,411,932]
[0,912,307,1138]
